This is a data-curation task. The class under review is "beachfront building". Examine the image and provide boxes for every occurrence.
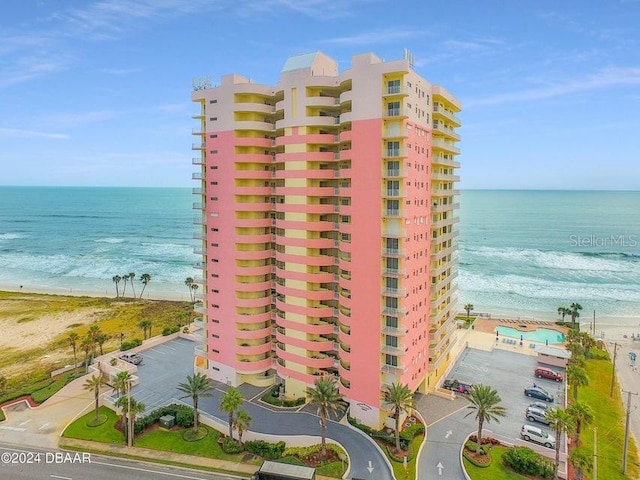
[191,52,461,427]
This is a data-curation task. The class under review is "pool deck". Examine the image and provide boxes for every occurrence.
[473,315,568,337]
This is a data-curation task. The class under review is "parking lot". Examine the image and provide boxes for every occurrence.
[118,337,195,411]
[419,346,567,479]
[450,348,566,447]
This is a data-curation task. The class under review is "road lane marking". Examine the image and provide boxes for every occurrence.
[0,426,26,431]
[50,475,72,480]
[90,460,235,479]
[18,419,32,426]
[38,422,50,430]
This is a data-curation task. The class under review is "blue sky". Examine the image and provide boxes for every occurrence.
[1,0,639,189]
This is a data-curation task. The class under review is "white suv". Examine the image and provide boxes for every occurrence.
[520,424,555,449]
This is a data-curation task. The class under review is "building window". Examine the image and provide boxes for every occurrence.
[209,117,217,121]
[209,99,217,104]
[210,134,217,138]
[385,354,398,367]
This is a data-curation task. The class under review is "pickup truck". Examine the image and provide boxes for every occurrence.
[119,353,143,365]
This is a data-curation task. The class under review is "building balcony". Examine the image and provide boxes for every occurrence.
[431,172,461,182]
[382,364,406,375]
[237,342,273,356]
[382,325,408,336]
[384,169,406,178]
[382,248,404,257]
[383,108,409,118]
[429,338,457,369]
[381,306,408,317]
[194,345,207,358]
[431,270,459,292]
[192,202,204,210]
[431,202,460,213]
[381,344,408,355]
[432,123,460,141]
[192,157,204,165]
[382,268,408,278]
[433,104,461,126]
[233,102,275,114]
[193,231,205,240]
[431,139,460,155]
[236,311,272,324]
[382,208,401,218]
[235,296,272,308]
[192,143,205,150]
[382,287,407,297]
[382,148,407,158]
[234,120,275,132]
[432,157,460,170]
[192,172,203,180]
[192,187,203,195]
[383,85,408,96]
[236,356,273,373]
[431,230,460,246]
[430,243,457,262]
[382,189,405,198]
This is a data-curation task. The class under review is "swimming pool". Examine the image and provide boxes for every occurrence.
[496,326,565,344]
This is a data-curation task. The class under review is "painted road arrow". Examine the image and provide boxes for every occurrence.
[437,462,444,475]
[367,460,374,473]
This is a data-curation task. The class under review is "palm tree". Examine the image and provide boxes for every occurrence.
[138,319,152,340]
[464,384,507,455]
[88,324,101,358]
[220,387,243,440]
[68,332,79,373]
[569,302,583,326]
[464,303,474,321]
[80,336,94,372]
[122,273,129,297]
[235,410,252,444]
[569,446,592,480]
[558,306,569,322]
[113,370,132,397]
[112,275,121,297]
[191,283,199,302]
[307,377,345,458]
[185,277,194,302]
[139,273,151,298]
[546,408,575,480]
[83,374,105,421]
[95,333,109,356]
[115,394,145,447]
[129,272,136,298]
[567,363,590,400]
[176,372,213,433]
[382,382,415,451]
[566,402,594,445]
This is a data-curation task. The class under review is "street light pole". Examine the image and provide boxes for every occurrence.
[622,390,637,475]
[610,342,619,398]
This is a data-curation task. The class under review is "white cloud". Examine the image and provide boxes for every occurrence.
[0,128,69,140]
[465,67,640,107]
[322,28,426,46]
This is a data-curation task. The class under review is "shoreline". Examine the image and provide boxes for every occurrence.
[0,283,189,303]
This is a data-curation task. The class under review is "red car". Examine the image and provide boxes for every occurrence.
[535,367,563,382]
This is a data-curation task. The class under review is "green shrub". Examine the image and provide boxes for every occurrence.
[400,423,425,441]
[284,444,343,459]
[502,446,554,479]
[162,327,172,336]
[120,338,142,351]
[31,374,74,404]
[222,437,244,454]
[0,378,55,405]
[244,440,286,460]
[135,403,194,433]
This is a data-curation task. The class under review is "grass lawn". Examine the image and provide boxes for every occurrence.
[275,452,346,478]
[463,446,529,480]
[385,434,423,480]
[578,355,640,480]
[62,406,125,444]
[135,425,256,463]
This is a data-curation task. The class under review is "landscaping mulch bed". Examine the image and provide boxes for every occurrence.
[299,449,340,467]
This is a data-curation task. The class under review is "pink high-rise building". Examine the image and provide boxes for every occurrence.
[191,52,461,427]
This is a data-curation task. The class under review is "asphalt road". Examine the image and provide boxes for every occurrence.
[0,442,241,480]
[124,338,393,480]
[417,347,567,480]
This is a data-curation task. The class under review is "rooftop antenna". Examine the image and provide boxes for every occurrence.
[403,48,415,69]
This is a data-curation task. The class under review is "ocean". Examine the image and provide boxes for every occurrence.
[0,187,639,325]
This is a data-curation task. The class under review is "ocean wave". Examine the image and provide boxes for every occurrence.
[462,246,638,273]
[0,233,25,240]
[94,238,124,244]
[139,242,194,258]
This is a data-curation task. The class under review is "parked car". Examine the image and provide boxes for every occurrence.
[535,366,563,382]
[119,353,143,365]
[524,386,554,402]
[529,401,550,411]
[520,424,556,449]
[442,379,473,394]
[525,406,551,425]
